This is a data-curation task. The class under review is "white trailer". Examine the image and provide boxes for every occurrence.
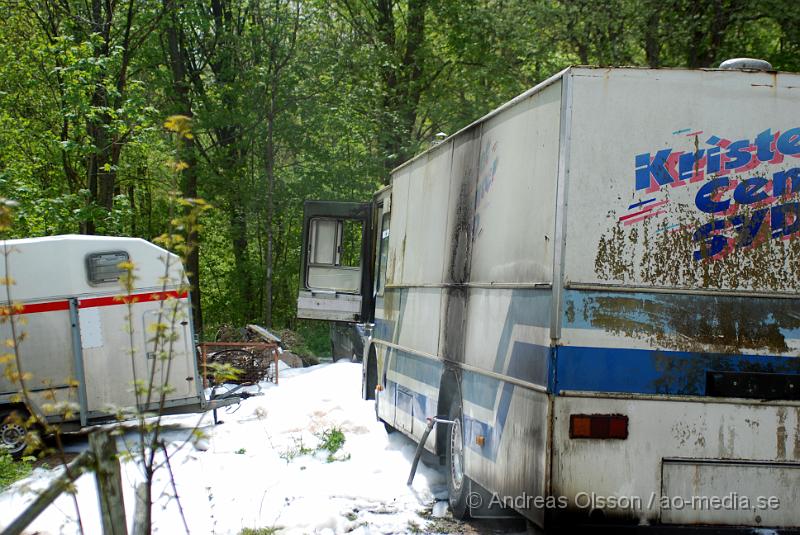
[299,63,800,530]
[0,235,228,455]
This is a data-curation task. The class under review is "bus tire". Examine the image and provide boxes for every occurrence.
[525,520,545,535]
[446,398,470,519]
[0,408,30,459]
[365,347,378,400]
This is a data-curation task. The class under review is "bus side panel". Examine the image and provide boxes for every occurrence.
[400,144,453,285]
[559,289,800,396]
[374,286,444,450]
[439,128,480,366]
[463,377,551,525]
[461,288,553,525]
[457,67,561,525]
[395,288,441,360]
[468,82,561,286]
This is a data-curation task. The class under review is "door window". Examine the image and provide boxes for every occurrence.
[307,218,363,293]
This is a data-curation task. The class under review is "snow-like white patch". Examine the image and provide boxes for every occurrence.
[0,362,446,534]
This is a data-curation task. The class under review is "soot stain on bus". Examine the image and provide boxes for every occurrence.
[595,202,800,291]
[442,128,479,365]
[573,292,800,353]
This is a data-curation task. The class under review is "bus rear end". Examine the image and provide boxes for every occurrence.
[552,66,800,529]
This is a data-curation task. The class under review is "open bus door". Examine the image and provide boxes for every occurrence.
[297,201,374,323]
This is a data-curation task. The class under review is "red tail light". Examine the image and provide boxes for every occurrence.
[569,414,628,439]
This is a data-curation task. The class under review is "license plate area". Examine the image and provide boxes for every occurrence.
[661,458,800,527]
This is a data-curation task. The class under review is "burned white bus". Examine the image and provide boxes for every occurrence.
[298,64,800,530]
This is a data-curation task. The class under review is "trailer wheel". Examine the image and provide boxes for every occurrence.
[446,399,470,519]
[0,409,29,459]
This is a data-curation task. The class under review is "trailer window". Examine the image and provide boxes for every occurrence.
[86,251,130,285]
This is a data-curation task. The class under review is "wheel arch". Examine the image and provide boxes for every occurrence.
[0,402,30,417]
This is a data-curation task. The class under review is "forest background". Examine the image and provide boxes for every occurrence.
[1,0,797,352]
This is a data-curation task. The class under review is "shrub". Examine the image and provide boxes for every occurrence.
[0,451,32,490]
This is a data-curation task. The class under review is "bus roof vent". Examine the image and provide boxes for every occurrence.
[719,58,773,71]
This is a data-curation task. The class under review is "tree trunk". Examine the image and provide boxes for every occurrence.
[164,4,204,338]
[644,13,660,68]
[375,0,428,182]
[230,197,254,319]
[264,92,275,328]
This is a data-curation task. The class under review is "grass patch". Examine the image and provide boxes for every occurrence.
[0,452,32,490]
[280,427,351,464]
[279,437,313,463]
[238,528,280,535]
[316,427,349,463]
[406,520,424,533]
[317,427,345,454]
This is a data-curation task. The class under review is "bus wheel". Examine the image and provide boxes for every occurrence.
[446,399,469,519]
[365,348,378,401]
[0,409,29,459]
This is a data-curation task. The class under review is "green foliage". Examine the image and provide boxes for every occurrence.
[206,362,243,384]
[0,452,32,490]
[317,427,345,455]
[316,426,349,463]
[1,0,799,342]
[294,321,332,358]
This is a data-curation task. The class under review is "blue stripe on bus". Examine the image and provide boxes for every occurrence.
[555,345,800,395]
[462,341,550,410]
[387,373,515,463]
[385,380,437,420]
[382,288,553,462]
[388,347,443,388]
[464,381,514,461]
[491,289,551,375]
[506,341,550,386]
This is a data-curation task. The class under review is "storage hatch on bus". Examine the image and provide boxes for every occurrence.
[297,201,372,322]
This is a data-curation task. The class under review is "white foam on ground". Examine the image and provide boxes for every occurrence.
[0,362,446,534]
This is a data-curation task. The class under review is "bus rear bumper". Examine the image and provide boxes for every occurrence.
[550,392,800,529]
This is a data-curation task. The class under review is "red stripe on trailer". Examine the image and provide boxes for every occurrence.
[79,290,188,309]
[1,290,188,315]
[0,300,70,315]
